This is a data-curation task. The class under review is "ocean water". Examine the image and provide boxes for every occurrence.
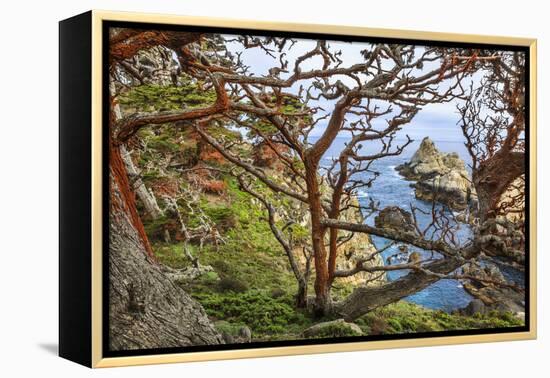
[317,136,475,311]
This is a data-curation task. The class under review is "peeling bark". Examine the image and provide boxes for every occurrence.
[110,144,154,258]
[109,30,201,65]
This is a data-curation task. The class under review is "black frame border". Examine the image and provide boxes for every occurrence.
[101,19,531,359]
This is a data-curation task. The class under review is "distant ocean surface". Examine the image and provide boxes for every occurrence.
[315,135,475,311]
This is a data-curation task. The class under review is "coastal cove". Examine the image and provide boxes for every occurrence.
[319,135,524,312]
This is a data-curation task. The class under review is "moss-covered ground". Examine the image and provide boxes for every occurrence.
[150,176,523,341]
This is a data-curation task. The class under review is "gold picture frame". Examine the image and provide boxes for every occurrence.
[59,10,537,368]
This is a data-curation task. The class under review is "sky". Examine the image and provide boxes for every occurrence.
[223,34,481,143]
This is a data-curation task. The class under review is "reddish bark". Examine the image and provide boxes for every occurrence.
[304,161,331,315]
[110,143,154,259]
[109,30,201,65]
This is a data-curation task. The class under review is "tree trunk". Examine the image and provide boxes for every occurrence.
[109,152,223,350]
[473,149,524,223]
[335,257,464,321]
[304,164,331,316]
[120,145,164,220]
[110,144,154,258]
[296,279,309,309]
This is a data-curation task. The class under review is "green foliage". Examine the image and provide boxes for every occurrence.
[306,323,363,339]
[146,135,181,153]
[355,301,524,335]
[199,271,221,284]
[199,204,238,231]
[218,277,249,293]
[143,215,172,240]
[203,124,243,143]
[119,78,216,112]
[193,290,309,335]
[270,288,286,299]
[153,242,194,269]
[210,260,231,274]
[214,320,247,337]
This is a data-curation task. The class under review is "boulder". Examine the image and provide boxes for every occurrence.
[462,299,487,316]
[303,319,363,338]
[221,331,235,344]
[462,262,506,283]
[238,325,252,342]
[374,206,415,233]
[215,322,252,344]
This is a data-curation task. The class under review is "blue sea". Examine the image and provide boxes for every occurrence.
[317,135,475,311]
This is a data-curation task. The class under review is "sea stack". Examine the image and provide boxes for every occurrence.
[396,137,477,211]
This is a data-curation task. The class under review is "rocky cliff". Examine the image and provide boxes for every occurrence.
[332,197,386,287]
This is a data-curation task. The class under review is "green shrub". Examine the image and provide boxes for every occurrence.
[388,318,403,333]
[204,205,238,231]
[199,271,220,284]
[214,320,246,337]
[143,215,173,240]
[218,277,249,293]
[308,323,362,339]
[193,290,308,335]
[211,260,232,274]
[357,301,525,336]
[119,80,216,112]
[368,318,390,335]
[147,136,180,153]
[270,288,286,299]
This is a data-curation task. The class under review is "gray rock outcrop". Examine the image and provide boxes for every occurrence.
[462,299,487,316]
[396,137,477,211]
[374,206,415,233]
[461,262,525,315]
[302,319,363,338]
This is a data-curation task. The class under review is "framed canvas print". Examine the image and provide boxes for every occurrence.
[59,10,537,368]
